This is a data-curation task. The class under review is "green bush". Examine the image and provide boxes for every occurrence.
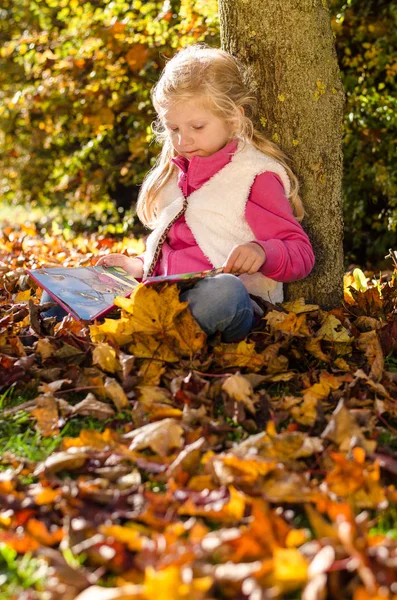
[0,0,219,229]
[330,0,397,263]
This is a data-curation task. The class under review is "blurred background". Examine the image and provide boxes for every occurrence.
[0,0,396,266]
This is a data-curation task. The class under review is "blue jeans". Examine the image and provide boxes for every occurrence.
[180,274,254,342]
[41,274,254,342]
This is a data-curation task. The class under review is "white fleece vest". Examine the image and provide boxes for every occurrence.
[143,142,291,303]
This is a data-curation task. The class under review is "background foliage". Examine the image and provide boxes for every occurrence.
[0,0,219,233]
[330,0,397,264]
[0,0,396,262]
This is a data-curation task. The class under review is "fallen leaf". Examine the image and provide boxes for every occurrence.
[93,342,120,374]
[125,418,184,456]
[222,373,256,413]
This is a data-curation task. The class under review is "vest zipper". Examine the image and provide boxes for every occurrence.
[146,198,188,277]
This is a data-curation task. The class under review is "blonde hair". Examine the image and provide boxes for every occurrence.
[136,44,304,227]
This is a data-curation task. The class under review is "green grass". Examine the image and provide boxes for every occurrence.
[369,504,397,540]
[0,386,134,467]
[0,544,49,599]
[385,352,397,373]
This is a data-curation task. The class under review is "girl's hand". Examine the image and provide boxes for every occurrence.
[223,242,266,275]
[95,254,144,278]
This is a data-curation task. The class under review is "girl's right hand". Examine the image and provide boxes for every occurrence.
[95,254,144,278]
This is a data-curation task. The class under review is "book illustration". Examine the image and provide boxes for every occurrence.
[27,265,224,321]
[28,266,140,321]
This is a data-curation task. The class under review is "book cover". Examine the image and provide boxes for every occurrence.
[27,265,223,321]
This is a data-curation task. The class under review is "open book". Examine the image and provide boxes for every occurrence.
[27,265,223,321]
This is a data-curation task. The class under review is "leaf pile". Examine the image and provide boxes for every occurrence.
[1,225,397,599]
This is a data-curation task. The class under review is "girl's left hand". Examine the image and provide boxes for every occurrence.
[223,242,266,275]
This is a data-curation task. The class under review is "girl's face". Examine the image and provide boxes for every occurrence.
[162,98,235,159]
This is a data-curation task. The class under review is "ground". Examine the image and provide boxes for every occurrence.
[0,223,397,600]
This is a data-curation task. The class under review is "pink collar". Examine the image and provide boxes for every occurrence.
[171,139,238,188]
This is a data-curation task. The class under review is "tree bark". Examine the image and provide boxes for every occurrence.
[219,0,345,308]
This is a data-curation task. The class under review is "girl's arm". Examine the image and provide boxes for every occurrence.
[245,172,315,282]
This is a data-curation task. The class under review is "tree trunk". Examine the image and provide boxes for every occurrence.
[219,0,345,308]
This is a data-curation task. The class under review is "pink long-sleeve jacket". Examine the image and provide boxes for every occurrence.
[151,139,314,281]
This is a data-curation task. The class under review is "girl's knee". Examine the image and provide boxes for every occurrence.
[210,273,250,304]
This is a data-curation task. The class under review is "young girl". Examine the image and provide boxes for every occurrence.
[48,45,315,341]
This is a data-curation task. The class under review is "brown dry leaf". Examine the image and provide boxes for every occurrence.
[262,342,289,374]
[282,297,320,314]
[125,418,184,457]
[74,584,143,600]
[305,338,330,363]
[36,338,57,360]
[38,379,72,393]
[234,426,322,461]
[222,373,256,413]
[356,330,384,382]
[178,485,246,522]
[305,504,337,539]
[34,449,88,476]
[210,453,277,486]
[104,377,130,411]
[355,316,381,331]
[137,386,171,405]
[92,342,120,374]
[72,393,115,420]
[325,450,386,508]
[167,437,206,480]
[31,393,59,437]
[262,471,316,503]
[292,372,344,426]
[321,398,376,453]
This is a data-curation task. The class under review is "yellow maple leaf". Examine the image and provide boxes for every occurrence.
[266,311,310,337]
[143,565,212,600]
[171,307,207,356]
[14,289,31,303]
[138,359,166,385]
[129,334,178,362]
[273,548,308,584]
[90,316,135,346]
[316,314,352,343]
[213,340,264,371]
[115,285,187,335]
[92,342,120,374]
[99,525,145,552]
[281,297,319,314]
